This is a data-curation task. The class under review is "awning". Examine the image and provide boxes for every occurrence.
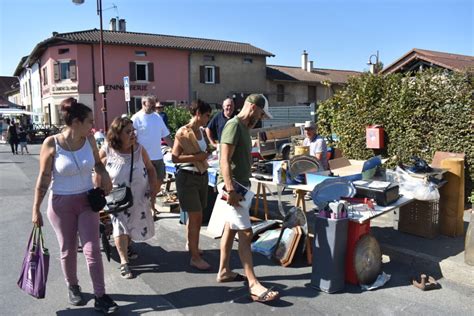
[0,108,42,116]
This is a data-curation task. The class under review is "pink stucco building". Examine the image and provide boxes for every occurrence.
[16,27,273,130]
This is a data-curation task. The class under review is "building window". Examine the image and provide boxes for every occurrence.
[54,60,76,81]
[60,62,70,80]
[277,84,285,102]
[58,48,70,54]
[203,55,215,61]
[199,66,219,84]
[129,62,154,82]
[136,63,148,81]
[243,57,253,64]
[205,66,215,84]
[43,67,48,85]
[132,97,142,114]
[135,51,147,57]
[308,85,316,103]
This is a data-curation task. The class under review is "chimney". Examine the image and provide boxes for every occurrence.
[301,50,308,70]
[118,19,126,32]
[307,60,313,72]
[109,18,117,31]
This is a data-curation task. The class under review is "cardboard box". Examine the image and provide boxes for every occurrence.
[328,156,382,181]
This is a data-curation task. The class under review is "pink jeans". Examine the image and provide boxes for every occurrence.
[47,192,105,296]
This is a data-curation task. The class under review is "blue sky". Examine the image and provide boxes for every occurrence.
[0,0,472,76]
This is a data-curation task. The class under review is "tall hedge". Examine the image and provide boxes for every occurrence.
[318,69,474,200]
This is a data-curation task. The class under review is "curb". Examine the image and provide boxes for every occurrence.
[380,242,474,287]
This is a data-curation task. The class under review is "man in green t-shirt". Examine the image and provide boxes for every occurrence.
[217,94,280,302]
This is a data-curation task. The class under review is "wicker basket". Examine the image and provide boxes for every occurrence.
[393,199,440,239]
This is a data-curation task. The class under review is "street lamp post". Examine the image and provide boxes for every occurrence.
[367,50,380,74]
[73,0,108,131]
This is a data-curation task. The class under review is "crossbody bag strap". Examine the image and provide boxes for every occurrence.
[63,135,87,188]
[129,145,134,184]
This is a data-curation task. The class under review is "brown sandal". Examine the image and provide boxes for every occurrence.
[249,287,280,303]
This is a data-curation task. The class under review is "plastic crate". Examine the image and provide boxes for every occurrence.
[393,200,439,239]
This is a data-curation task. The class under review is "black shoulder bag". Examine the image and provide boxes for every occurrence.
[104,146,134,214]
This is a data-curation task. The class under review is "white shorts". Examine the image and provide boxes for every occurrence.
[215,183,254,230]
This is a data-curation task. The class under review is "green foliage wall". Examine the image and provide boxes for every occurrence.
[318,69,474,199]
[165,106,192,137]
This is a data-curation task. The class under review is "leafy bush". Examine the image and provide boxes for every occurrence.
[165,106,191,137]
[318,69,474,201]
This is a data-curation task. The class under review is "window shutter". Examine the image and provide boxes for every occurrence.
[199,66,205,83]
[148,62,154,82]
[69,60,77,80]
[215,67,220,84]
[54,62,60,81]
[129,62,136,81]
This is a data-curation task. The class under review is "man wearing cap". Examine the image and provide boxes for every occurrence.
[217,93,280,302]
[303,120,329,170]
[155,100,169,128]
[205,98,235,147]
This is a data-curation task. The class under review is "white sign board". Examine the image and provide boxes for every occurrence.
[123,76,130,102]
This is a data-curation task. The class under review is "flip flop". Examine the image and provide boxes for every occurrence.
[217,273,247,283]
[424,276,441,291]
[412,274,427,290]
[249,287,280,303]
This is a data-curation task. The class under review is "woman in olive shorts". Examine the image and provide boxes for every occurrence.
[172,100,212,270]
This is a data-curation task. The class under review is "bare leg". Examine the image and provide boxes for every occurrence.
[188,211,210,270]
[217,223,238,280]
[237,229,278,299]
[114,235,129,264]
[151,179,162,215]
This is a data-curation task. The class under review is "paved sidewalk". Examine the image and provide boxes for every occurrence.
[1,144,473,315]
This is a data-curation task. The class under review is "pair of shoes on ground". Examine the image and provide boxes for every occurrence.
[120,263,134,279]
[68,285,119,313]
[412,274,441,291]
[249,284,280,303]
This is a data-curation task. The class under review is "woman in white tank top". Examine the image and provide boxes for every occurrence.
[30,98,118,313]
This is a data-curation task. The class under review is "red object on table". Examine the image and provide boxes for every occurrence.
[345,220,371,284]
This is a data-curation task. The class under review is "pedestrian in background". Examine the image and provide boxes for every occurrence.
[18,126,30,154]
[99,116,158,279]
[172,99,212,271]
[131,95,173,216]
[7,119,19,155]
[155,100,169,127]
[205,97,235,147]
[31,97,119,314]
[217,94,280,302]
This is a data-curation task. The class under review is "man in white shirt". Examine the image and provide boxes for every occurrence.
[303,120,328,170]
[131,95,173,214]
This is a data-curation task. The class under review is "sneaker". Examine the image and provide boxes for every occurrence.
[94,294,119,314]
[127,247,138,260]
[68,285,84,306]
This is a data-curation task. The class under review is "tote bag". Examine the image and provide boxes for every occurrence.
[17,226,50,299]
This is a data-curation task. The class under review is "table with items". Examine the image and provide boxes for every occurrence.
[248,156,448,291]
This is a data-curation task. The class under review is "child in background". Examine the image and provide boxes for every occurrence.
[18,127,29,154]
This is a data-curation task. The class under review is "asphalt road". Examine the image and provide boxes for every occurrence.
[0,144,473,315]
